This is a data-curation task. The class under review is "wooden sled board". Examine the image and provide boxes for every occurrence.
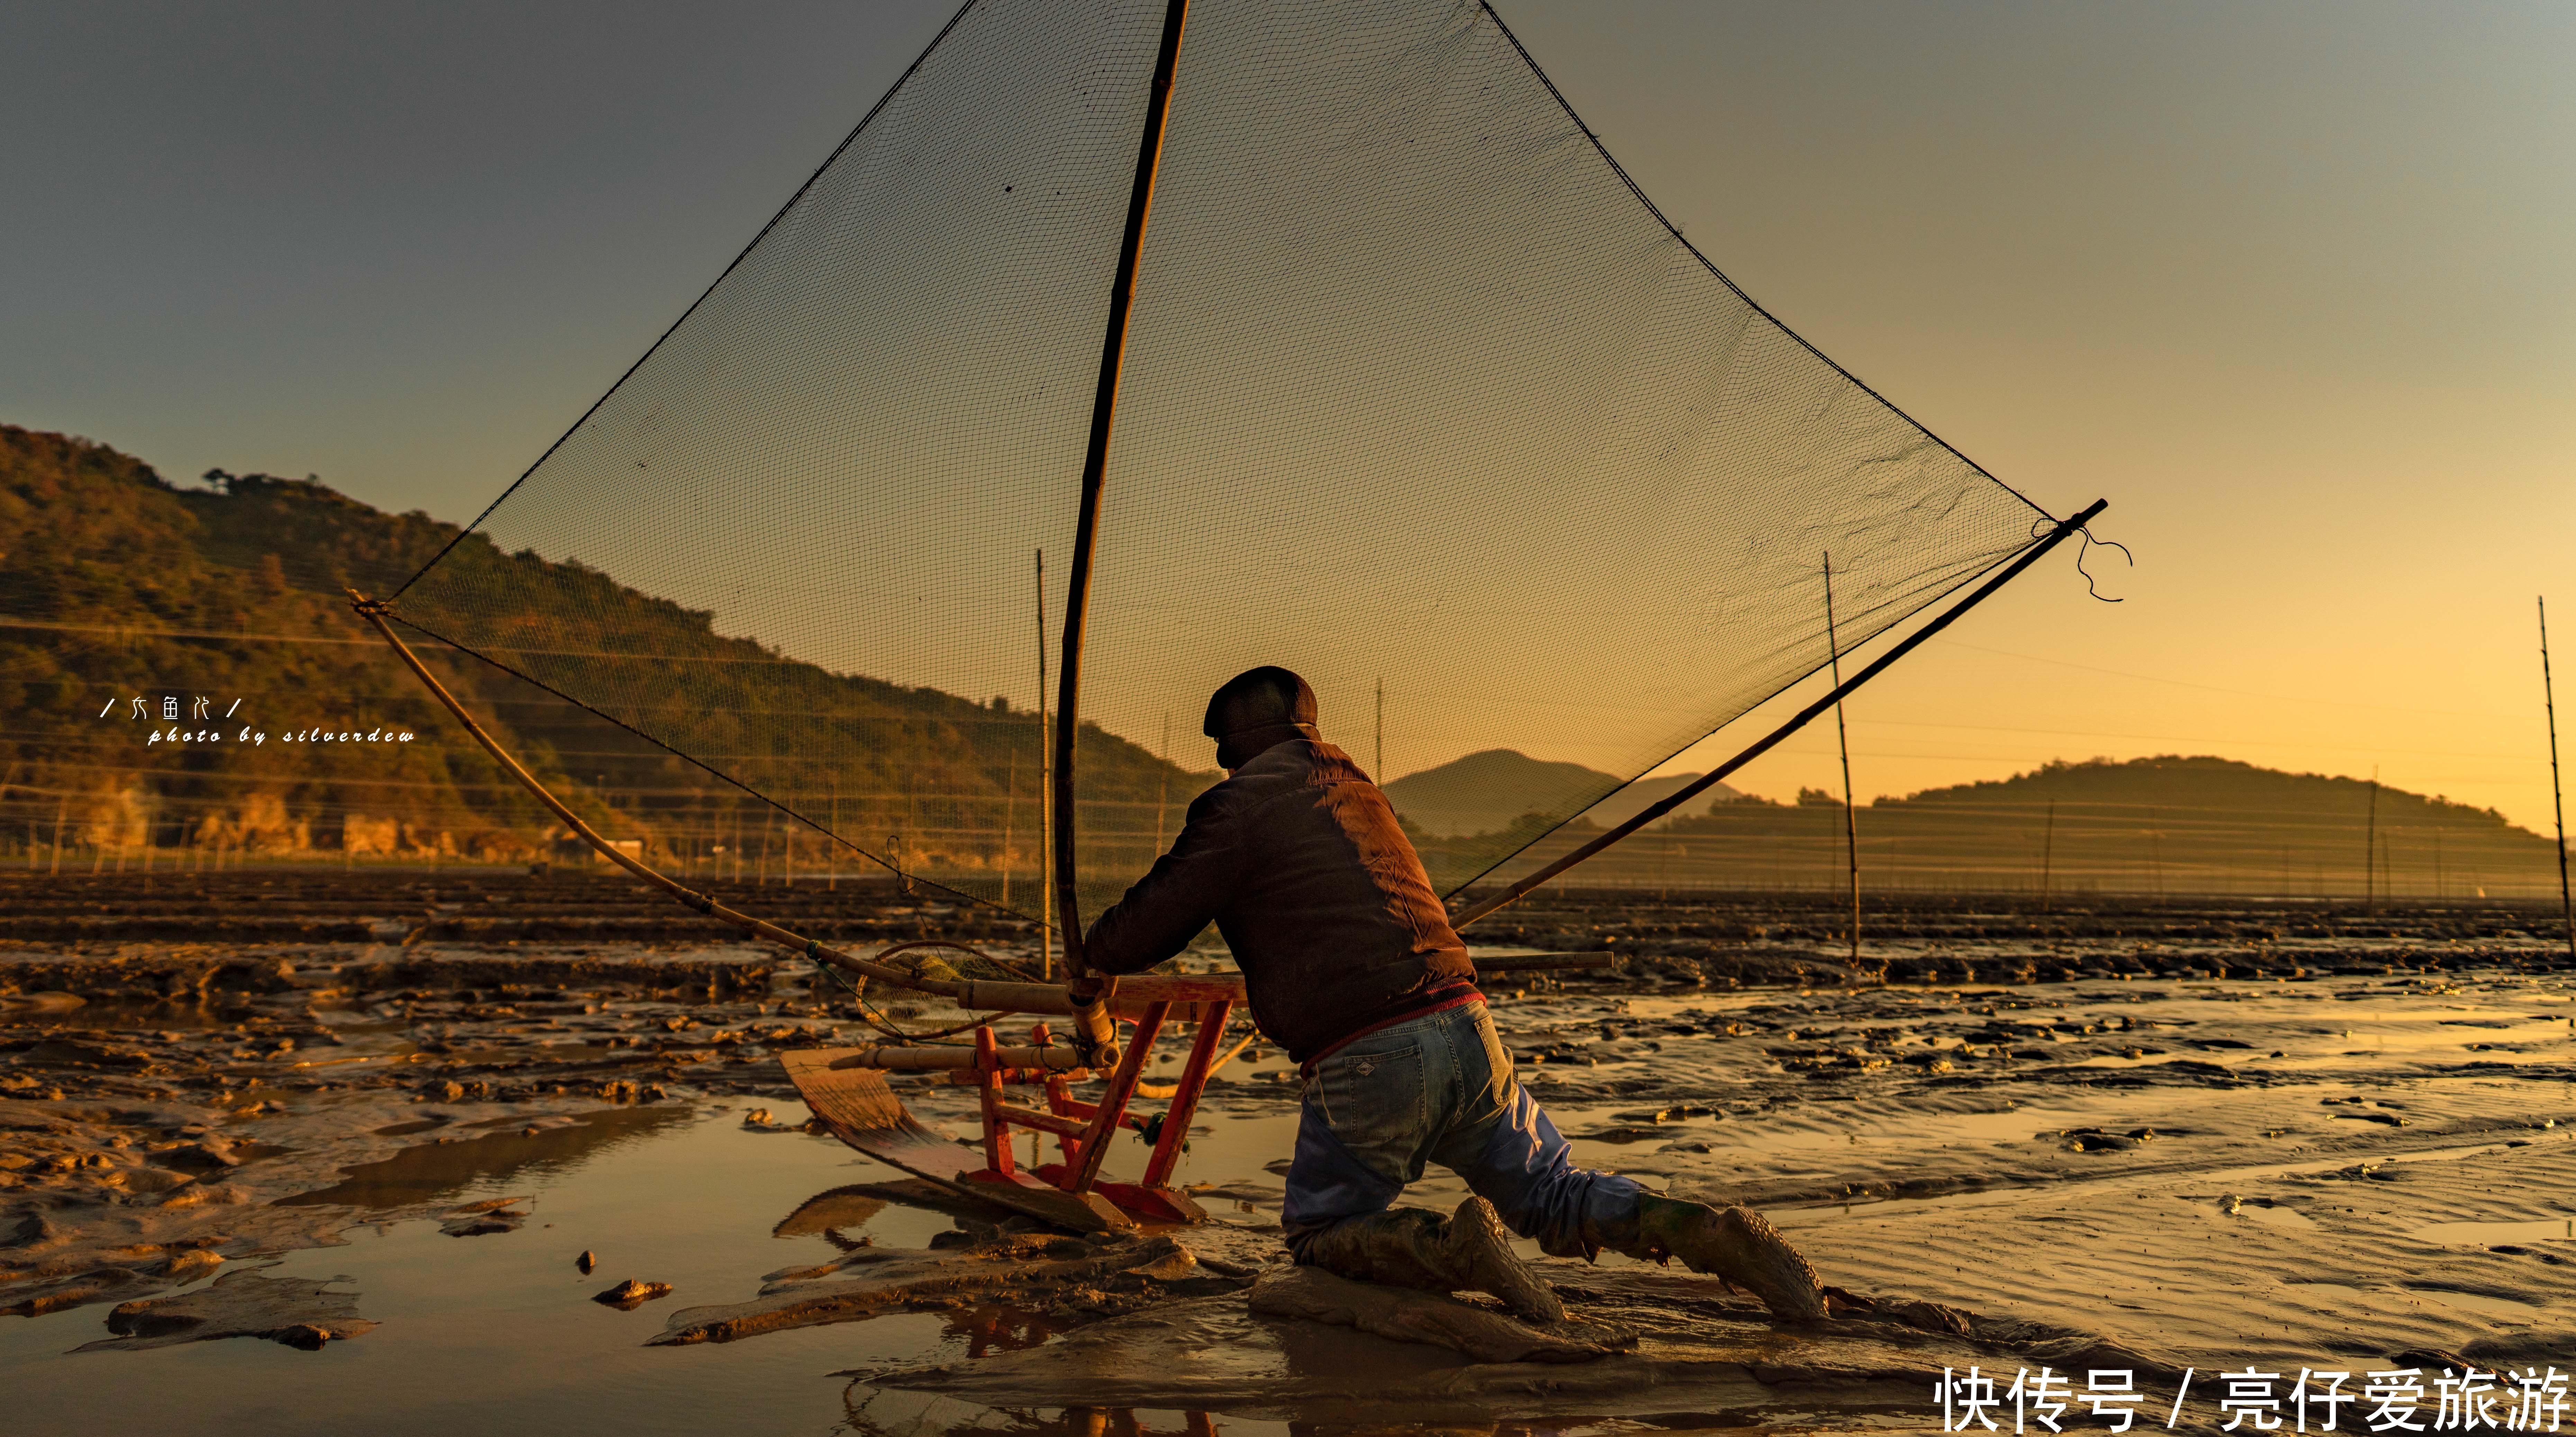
[780,1049,1133,1234]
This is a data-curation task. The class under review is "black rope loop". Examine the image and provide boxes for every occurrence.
[2032,515,2132,602]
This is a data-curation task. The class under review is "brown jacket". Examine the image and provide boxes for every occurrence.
[1083,738,1475,1061]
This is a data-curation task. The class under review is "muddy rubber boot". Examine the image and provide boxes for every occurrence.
[1302,1197,1567,1324]
[1616,1195,1828,1323]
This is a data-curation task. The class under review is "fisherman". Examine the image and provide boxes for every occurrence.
[1076,665,1828,1325]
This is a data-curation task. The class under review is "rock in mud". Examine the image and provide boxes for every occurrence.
[1246,1266,1636,1363]
[77,1269,376,1351]
[439,1196,530,1237]
[594,1278,674,1309]
[577,1250,597,1274]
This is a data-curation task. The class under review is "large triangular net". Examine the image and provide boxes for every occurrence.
[385,0,2052,925]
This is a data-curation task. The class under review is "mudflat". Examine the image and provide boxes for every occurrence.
[4,869,2571,1435]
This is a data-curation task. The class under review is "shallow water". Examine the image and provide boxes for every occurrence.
[1,1117,936,1434]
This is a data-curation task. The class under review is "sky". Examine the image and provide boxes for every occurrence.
[6,1,2572,830]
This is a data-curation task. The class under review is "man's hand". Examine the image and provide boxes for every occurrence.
[1064,971,1120,1067]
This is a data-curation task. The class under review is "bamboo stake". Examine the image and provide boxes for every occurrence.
[2363,767,2379,910]
[2542,597,2574,962]
[1001,745,1016,912]
[1823,552,1860,962]
[2039,799,2056,910]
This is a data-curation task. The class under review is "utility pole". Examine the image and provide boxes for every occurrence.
[1375,677,1384,782]
[2363,766,2380,911]
[2545,598,2575,962]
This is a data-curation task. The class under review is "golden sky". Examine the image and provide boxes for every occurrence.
[7,1,2569,830]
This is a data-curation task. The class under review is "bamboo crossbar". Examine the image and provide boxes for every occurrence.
[828,1044,1086,1072]
[1449,499,2110,929]
[990,1100,1095,1138]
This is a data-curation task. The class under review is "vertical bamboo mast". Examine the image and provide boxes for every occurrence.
[1036,548,1051,978]
[1823,553,1859,962]
[2542,597,2575,962]
[1054,0,1191,994]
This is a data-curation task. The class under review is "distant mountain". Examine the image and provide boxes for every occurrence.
[1879,755,2512,829]
[1384,748,1742,837]
[1535,754,2564,899]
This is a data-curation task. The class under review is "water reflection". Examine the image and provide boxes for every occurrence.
[844,1392,1233,1437]
[774,1184,893,1250]
[274,1103,694,1209]
[940,1304,1079,1360]
[841,1392,1786,1437]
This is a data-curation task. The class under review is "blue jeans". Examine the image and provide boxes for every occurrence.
[1281,998,1644,1261]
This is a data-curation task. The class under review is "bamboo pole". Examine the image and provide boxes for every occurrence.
[829,1044,1085,1073]
[1052,0,1189,1056]
[1450,498,2109,928]
[341,591,1125,1052]
[1036,547,1051,978]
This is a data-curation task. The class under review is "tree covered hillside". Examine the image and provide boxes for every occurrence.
[1,424,1205,887]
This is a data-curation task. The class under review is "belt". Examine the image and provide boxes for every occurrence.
[1299,981,1485,1076]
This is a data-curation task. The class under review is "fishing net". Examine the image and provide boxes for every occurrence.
[384,0,2052,926]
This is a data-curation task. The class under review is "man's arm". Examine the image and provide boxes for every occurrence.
[1081,789,1248,976]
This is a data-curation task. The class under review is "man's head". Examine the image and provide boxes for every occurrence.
[1203,665,1319,770]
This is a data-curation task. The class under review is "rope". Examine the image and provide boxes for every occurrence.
[816,938,1034,1046]
[347,591,1088,1061]
[2032,514,2133,602]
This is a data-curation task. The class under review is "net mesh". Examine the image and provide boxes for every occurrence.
[388,0,2051,926]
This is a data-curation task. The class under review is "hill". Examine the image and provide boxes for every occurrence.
[13,425,2557,902]
[1449,755,2561,899]
[0,424,1203,888]
[1385,748,1743,837]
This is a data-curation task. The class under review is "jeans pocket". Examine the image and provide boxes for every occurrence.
[1314,1040,1426,1156]
[1468,1005,1516,1108]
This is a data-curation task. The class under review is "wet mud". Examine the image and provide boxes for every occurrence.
[4,871,2574,1434]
